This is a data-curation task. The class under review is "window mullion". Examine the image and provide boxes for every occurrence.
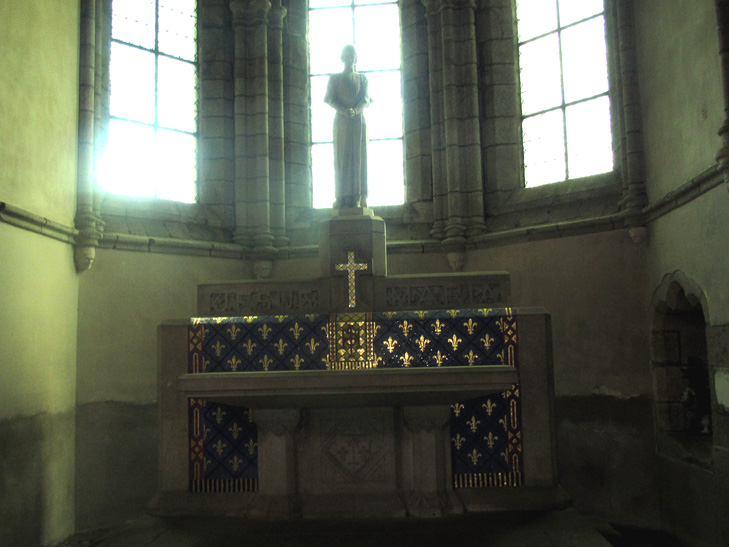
[556,3,569,181]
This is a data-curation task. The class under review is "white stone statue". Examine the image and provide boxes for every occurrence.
[324,45,371,208]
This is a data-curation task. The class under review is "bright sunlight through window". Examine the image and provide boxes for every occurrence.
[101,0,198,203]
[516,0,613,187]
[309,0,404,209]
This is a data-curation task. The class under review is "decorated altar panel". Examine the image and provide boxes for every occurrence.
[187,308,521,493]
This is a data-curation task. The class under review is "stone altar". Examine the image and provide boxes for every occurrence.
[151,209,560,519]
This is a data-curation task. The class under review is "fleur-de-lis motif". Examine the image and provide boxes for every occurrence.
[415,335,430,352]
[434,350,446,367]
[383,311,397,319]
[451,433,466,450]
[484,432,499,450]
[242,339,257,356]
[258,324,272,340]
[212,340,226,357]
[414,310,428,319]
[463,318,478,335]
[451,403,465,417]
[227,355,241,371]
[497,318,507,333]
[478,308,493,317]
[305,337,320,354]
[212,439,227,456]
[399,320,413,336]
[400,352,414,367]
[499,417,508,432]
[483,399,497,416]
[290,354,305,370]
[274,338,288,356]
[214,317,225,324]
[212,407,226,424]
[275,315,287,323]
[467,448,482,465]
[245,438,258,456]
[259,354,273,371]
[290,322,304,340]
[384,337,398,353]
[447,309,460,318]
[244,409,253,423]
[243,315,257,323]
[228,422,243,440]
[229,455,244,472]
[431,319,444,335]
[203,357,211,372]
[480,333,494,350]
[466,415,481,433]
[464,349,478,366]
[448,334,462,351]
[226,324,241,341]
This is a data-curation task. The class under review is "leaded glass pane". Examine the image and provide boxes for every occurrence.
[367,139,404,206]
[310,0,351,9]
[159,0,196,61]
[558,0,604,27]
[102,119,157,198]
[519,34,562,116]
[156,129,197,202]
[110,42,156,123]
[366,71,402,140]
[523,109,566,187]
[354,4,401,72]
[565,96,613,179]
[309,8,354,75]
[157,56,197,132]
[112,0,155,48]
[311,75,334,143]
[516,0,558,42]
[561,16,608,103]
[312,143,335,208]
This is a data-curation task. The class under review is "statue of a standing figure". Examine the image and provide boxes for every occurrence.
[325,45,371,208]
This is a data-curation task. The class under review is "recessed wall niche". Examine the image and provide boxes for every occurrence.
[652,273,713,468]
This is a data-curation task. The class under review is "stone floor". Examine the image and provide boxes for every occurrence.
[57,508,686,547]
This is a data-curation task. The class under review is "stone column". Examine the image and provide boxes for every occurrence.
[268,0,288,248]
[423,0,447,240]
[402,406,462,517]
[615,0,647,232]
[75,0,105,272]
[253,408,301,518]
[714,0,729,192]
[230,0,275,255]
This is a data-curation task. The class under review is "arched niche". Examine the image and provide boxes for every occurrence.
[651,271,713,467]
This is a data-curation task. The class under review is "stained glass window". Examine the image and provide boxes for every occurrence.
[101,0,198,203]
[309,0,404,208]
[517,0,613,187]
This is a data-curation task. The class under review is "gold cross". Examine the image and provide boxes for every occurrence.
[335,251,368,308]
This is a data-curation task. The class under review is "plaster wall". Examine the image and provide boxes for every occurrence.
[0,0,80,223]
[0,1,80,544]
[634,0,723,201]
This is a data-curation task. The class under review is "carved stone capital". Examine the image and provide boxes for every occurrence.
[230,0,271,27]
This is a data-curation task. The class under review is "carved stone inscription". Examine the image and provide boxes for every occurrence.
[207,289,320,315]
[384,282,505,309]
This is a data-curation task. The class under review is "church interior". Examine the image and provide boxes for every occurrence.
[2,0,729,545]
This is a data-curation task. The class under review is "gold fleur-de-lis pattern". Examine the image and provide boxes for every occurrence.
[187,309,521,491]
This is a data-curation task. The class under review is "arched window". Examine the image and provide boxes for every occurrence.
[516,0,613,187]
[101,0,198,203]
[309,0,404,208]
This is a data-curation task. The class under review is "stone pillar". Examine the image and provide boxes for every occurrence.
[615,0,647,230]
[253,408,301,517]
[230,0,275,255]
[75,0,106,272]
[422,0,485,247]
[402,406,462,517]
[714,0,729,192]
[268,0,288,249]
[423,0,447,240]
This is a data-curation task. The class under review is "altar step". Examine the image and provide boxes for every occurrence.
[55,508,685,547]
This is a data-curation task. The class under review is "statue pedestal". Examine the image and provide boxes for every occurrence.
[319,207,387,311]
